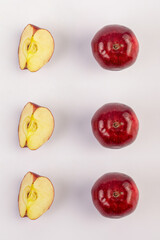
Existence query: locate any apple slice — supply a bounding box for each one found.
[18,24,54,72]
[18,172,54,220]
[18,102,54,150]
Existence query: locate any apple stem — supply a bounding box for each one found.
[113,44,120,50]
[113,122,120,128]
[113,191,120,198]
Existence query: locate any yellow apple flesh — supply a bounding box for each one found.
[18,172,54,220]
[18,24,54,72]
[18,102,54,150]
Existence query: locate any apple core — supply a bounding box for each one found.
[27,37,38,59]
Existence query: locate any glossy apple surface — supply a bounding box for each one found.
[91,25,139,70]
[91,172,139,218]
[91,103,139,149]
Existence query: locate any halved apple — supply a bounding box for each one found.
[18,172,55,220]
[18,102,54,150]
[18,24,54,72]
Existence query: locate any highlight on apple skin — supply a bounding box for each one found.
[18,24,54,72]
[91,24,139,70]
[91,172,139,218]
[91,103,139,149]
[18,102,54,150]
[18,172,55,220]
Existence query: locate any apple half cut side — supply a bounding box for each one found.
[18,102,54,150]
[18,24,54,72]
[18,172,55,220]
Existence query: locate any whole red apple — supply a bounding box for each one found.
[91,103,139,149]
[91,25,139,70]
[91,172,139,218]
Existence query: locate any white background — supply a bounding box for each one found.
[0,0,160,239]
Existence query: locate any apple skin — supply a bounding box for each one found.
[91,25,139,70]
[91,172,139,218]
[28,102,40,112]
[91,103,139,149]
[31,24,40,34]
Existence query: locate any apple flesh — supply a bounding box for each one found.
[91,25,139,70]
[18,24,54,72]
[18,102,54,150]
[18,172,54,220]
[91,172,139,218]
[91,103,139,149]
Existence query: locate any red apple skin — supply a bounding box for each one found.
[91,103,139,149]
[91,172,139,218]
[31,24,40,35]
[91,25,139,70]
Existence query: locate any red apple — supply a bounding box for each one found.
[91,172,139,218]
[91,25,139,70]
[91,103,139,149]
